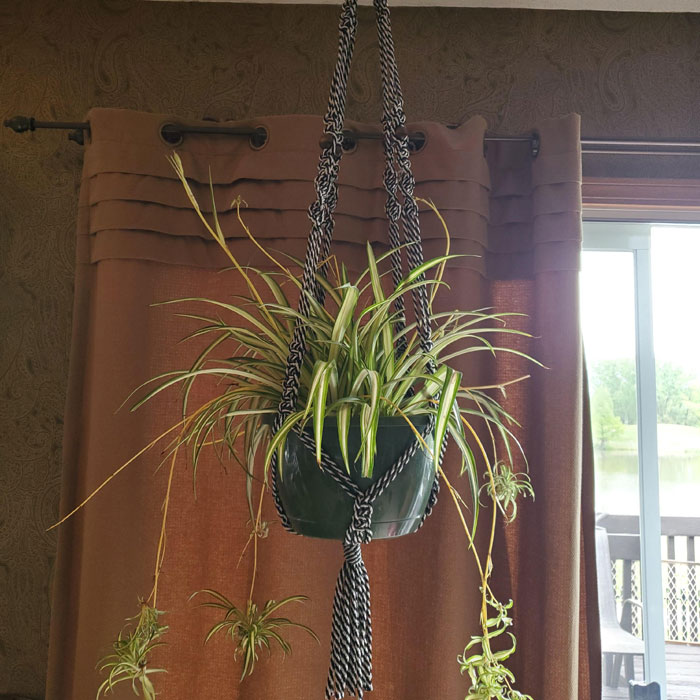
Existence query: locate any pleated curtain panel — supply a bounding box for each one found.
[46,106,600,699]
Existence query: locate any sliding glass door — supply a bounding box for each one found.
[583,220,700,700]
[581,223,667,698]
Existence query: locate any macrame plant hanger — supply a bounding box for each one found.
[268,0,445,697]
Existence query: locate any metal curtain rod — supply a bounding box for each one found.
[5,115,700,157]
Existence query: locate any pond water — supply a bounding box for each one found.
[595,450,700,517]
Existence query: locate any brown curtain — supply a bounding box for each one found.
[46,107,599,699]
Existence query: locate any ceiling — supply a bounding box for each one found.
[148,0,699,9]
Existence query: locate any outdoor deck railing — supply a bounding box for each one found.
[597,514,700,645]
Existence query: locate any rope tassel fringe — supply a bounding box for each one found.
[326,501,374,699]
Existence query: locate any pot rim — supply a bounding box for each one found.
[313,413,432,430]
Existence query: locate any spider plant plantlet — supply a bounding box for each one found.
[95,602,167,700]
[192,591,319,680]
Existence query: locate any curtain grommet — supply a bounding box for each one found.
[319,134,342,158]
[408,131,426,154]
[341,130,358,154]
[249,126,268,150]
[160,122,184,147]
[394,127,426,154]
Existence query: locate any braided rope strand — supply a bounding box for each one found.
[374,0,409,357]
[375,9,407,355]
[374,0,433,356]
[374,0,441,524]
[278,0,359,420]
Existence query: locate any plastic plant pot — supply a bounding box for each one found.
[277,415,435,540]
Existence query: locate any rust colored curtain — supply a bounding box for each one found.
[47,107,599,699]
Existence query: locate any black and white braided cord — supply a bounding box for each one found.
[264,0,443,697]
[374,0,441,538]
[375,0,408,356]
[268,0,359,532]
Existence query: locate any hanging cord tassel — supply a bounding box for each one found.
[292,423,435,699]
[326,498,374,700]
[325,417,433,699]
[325,422,444,700]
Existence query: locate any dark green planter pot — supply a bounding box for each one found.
[277,415,435,540]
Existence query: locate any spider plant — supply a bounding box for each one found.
[455,458,535,700]
[96,602,167,700]
[482,461,535,524]
[147,158,538,698]
[132,154,536,532]
[192,590,319,680]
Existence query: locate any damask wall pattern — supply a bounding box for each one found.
[1,1,699,695]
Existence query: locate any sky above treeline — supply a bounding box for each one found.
[581,226,700,377]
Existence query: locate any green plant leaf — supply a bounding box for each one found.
[446,415,479,535]
[401,253,462,286]
[435,366,460,443]
[312,361,335,464]
[337,402,352,472]
[328,283,359,364]
[365,242,395,375]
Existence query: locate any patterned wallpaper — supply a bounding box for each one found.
[1,1,699,696]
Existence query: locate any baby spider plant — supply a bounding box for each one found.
[192,591,319,680]
[96,602,167,700]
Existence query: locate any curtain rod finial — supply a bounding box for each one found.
[4,115,35,133]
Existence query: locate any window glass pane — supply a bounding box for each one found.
[581,251,640,516]
[581,250,646,695]
[582,230,700,699]
[651,226,700,675]
[651,226,700,519]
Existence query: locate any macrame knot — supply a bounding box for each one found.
[349,497,374,546]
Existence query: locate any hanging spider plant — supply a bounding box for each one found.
[136,249,525,483]
[59,154,538,698]
[131,154,537,530]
